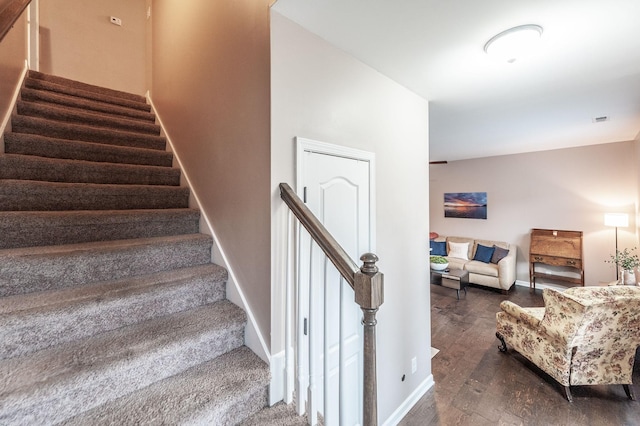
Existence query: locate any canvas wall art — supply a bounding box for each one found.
[444,192,487,219]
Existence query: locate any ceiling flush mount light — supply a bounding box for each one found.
[484,24,543,63]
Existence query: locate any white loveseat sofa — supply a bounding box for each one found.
[431,236,517,292]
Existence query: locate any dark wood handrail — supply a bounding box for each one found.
[0,0,31,43]
[279,182,360,288]
[281,181,382,425]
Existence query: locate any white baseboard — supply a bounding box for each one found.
[269,350,285,406]
[514,279,567,292]
[270,351,435,422]
[381,374,435,426]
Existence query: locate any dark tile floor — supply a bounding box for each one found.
[399,284,640,425]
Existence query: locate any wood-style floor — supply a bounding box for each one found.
[399,284,640,425]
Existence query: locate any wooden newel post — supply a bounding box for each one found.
[355,253,384,426]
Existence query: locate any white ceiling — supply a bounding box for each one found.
[272,0,640,162]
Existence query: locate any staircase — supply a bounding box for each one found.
[0,71,277,424]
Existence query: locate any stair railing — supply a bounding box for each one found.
[279,182,384,426]
[0,0,31,42]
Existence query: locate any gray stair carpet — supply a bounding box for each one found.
[20,87,156,122]
[0,71,275,424]
[4,132,174,167]
[239,402,310,426]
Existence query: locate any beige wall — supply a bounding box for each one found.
[39,0,146,95]
[150,0,272,347]
[430,141,639,285]
[271,12,431,422]
[0,4,27,135]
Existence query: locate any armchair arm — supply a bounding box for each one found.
[499,300,542,329]
[497,245,517,288]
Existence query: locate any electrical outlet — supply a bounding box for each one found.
[411,357,417,374]
[110,16,122,26]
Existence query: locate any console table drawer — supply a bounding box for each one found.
[530,255,582,268]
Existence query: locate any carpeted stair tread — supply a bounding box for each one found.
[16,100,161,135]
[0,264,228,359]
[0,154,180,186]
[0,71,266,426]
[0,301,246,425]
[21,87,156,122]
[239,402,310,426]
[61,346,269,426]
[28,70,147,104]
[24,77,151,112]
[0,208,200,249]
[0,180,190,211]
[4,132,173,167]
[0,234,212,297]
[11,115,166,150]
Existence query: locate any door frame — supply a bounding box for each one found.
[295,136,377,253]
[295,136,376,424]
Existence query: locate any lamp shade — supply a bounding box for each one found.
[604,213,629,228]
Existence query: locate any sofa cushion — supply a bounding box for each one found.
[473,244,495,263]
[447,237,475,258]
[448,241,469,260]
[491,245,509,264]
[430,240,447,256]
[444,258,466,271]
[465,260,499,277]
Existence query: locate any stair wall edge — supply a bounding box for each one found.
[146,90,270,365]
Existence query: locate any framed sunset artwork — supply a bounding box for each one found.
[444,192,487,219]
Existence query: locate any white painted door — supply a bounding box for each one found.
[298,138,374,426]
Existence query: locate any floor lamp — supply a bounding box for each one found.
[604,213,629,281]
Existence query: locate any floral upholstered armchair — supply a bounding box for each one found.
[496,286,640,402]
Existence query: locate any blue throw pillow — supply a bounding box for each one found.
[430,240,447,256]
[473,244,495,263]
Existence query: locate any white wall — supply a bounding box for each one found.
[271,12,431,423]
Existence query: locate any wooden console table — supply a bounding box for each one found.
[529,228,584,290]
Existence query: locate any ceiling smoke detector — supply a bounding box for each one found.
[484,24,543,63]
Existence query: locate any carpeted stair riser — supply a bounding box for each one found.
[4,132,173,167]
[0,234,212,297]
[240,402,310,425]
[0,264,227,359]
[0,180,189,211]
[20,87,156,122]
[24,76,151,112]
[16,100,161,135]
[28,70,147,104]
[11,115,166,150]
[0,71,277,424]
[24,77,150,112]
[0,301,246,425]
[0,154,180,186]
[61,346,270,426]
[0,209,199,249]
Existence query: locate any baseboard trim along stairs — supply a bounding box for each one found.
[0,70,295,424]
